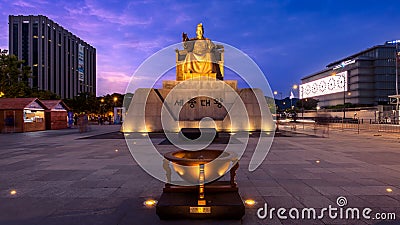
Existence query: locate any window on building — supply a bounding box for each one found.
[22,22,29,66]
[32,23,39,89]
[12,23,18,56]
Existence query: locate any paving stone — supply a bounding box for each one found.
[0,125,399,224]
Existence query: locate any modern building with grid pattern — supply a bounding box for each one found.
[9,15,96,99]
[300,41,400,108]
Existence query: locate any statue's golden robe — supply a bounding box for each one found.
[183,39,216,74]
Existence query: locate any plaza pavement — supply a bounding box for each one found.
[0,124,399,225]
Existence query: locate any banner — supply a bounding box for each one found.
[78,44,84,81]
[299,71,347,99]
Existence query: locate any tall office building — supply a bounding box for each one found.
[9,15,96,99]
[300,41,399,107]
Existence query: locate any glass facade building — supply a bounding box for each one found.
[9,15,96,99]
[301,42,399,107]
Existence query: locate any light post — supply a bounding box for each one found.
[273,91,283,100]
[113,97,118,111]
[274,91,283,115]
[273,91,283,128]
[316,106,320,130]
[100,98,105,117]
[113,97,118,124]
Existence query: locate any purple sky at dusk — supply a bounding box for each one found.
[1,0,400,97]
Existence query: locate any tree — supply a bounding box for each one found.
[265,96,276,114]
[0,54,32,97]
[64,92,99,113]
[99,93,123,111]
[296,98,319,110]
[31,90,61,100]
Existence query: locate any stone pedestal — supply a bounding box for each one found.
[123,79,274,133]
[156,181,245,220]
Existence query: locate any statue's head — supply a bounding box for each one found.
[196,23,204,39]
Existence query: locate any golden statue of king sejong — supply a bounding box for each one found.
[176,23,224,80]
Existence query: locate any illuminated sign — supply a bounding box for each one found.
[78,44,84,81]
[190,207,211,214]
[300,71,347,99]
[333,59,355,70]
[386,40,400,44]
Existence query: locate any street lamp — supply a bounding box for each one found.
[273,91,283,100]
[273,91,283,113]
[112,97,118,124]
[315,105,321,125]
[345,91,351,118]
[299,86,305,120]
[100,98,105,117]
[113,97,118,109]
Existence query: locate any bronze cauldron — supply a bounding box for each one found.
[164,149,233,184]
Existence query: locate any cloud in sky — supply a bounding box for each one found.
[12,0,37,8]
[1,0,400,97]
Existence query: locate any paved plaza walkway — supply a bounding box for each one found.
[0,125,399,225]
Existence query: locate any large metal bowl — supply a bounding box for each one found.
[164,149,233,184]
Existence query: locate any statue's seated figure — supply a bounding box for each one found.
[176,23,224,81]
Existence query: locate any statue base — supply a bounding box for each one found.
[156,181,245,220]
[123,79,274,133]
